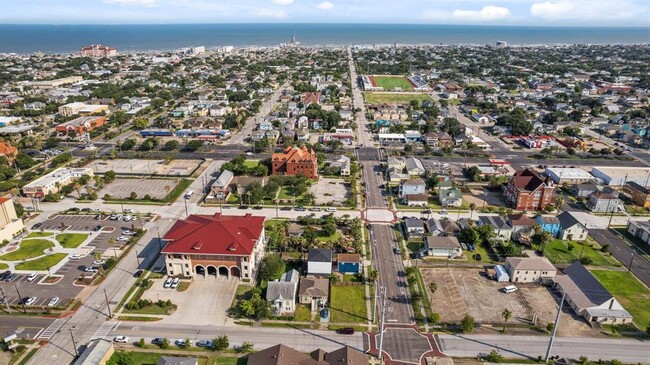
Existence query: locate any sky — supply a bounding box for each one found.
[1,0,649,27]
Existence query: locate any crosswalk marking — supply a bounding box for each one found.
[91,321,120,340]
[38,318,68,340]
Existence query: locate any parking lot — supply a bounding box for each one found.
[141,276,238,325]
[101,178,181,200]
[310,177,350,206]
[90,159,201,176]
[0,215,140,310]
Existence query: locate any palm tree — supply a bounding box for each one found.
[368,269,379,282]
[502,308,512,333]
[469,203,477,219]
[555,195,565,210]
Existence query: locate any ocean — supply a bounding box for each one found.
[0,23,648,54]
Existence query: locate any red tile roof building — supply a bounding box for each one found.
[503,168,555,211]
[161,213,266,280]
[0,142,17,163]
[271,145,319,179]
[80,44,117,57]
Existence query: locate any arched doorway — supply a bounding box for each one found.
[230,266,241,278]
[195,265,206,277]
[218,266,229,278]
[207,266,217,277]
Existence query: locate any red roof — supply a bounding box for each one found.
[162,213,265,256]
[508,168,547,192]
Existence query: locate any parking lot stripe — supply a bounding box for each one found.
[38,318,69,340]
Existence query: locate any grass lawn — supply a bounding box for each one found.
[277,186,308,201]
[373,75,413,91]
[25,232,53,238]
[591,270,650,329]
[107,351,242,365]
[122,303,177,315]
[316,230,342,243]
[407,240,422,254]
[544,239,617,266]
[0,239,54,261]
[364,92,432,105]
[56,233,89,248]
[242,160,259,169]
[0,263,7,269]
[15,253,67,270]
[330,285,367,324]
[264,219,287,231]
[295,305,313,322]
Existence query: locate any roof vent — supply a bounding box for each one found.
[192,241,203,250]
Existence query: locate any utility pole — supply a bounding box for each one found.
[14,284,26,314]
[69,329,79,357]
[627,250,635,272]
[103,288,112,318]
[544,290,566,363]
[184,198,188,218]
[0,286,11,313]
[135,250,141,267]
[378,287,387,361]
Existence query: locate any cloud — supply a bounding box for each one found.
[452,5,511,21]
[254,8,288,18]
[104,0,156,6]
[530,0,644,21]
[271,0,294,5]
[317,1,334,10]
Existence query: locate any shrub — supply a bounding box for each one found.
[546,322,555,333]
[429,312,440,325]
[485,350,503,362]
[162,338,169,349]
[137,338,145,347]
[460,315,475,333]
[579,256,593,265]
[213,335,229,351]
[579,356,589,364]
[602,244,609,253]
[237,342,254,353]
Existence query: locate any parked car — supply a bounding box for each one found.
[175,339,191,347]
[84,266,99,273]
[502,285,518,294]
[335,327,355,335]
[133,270,143,278]
[116,236,129,242]
[69,253,82,260]
[27,273,38,282]
[325,207,337,212]
[48,297,60,307]
[4,273,18,282]
[295,206,305,212]
[93,225,102,231]
[309,207,321,212]
[122,230,134,235]
[196,340,213,348]
[171,278,180,289]
[113,336,129,343]
[393,247,401,254]
[439,210,448,215]
[280,207,292,211]
[152,338,164,345]
[123,209,134,213]
[25,297,38,306]
[93,260,106,266]
[31,223,42,230]
[163,278,173,288]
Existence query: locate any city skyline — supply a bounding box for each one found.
[1,0,649,27]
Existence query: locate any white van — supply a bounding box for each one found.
[502,285,518,294]
[184,190,194,199]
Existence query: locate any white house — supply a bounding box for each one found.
[557,211,588,241]
[266,269,299,316]
[405,157,425,176]
[307,248,332,276]
[504,256,557,283]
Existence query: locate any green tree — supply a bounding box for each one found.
[185,140,203,152]
[485,350,504,362]
[258,254,286,281]
[133,118,149,130]
[162,338,169,349]
[213,335,229,351]
[429,312,440,325]
[460,314,475,333]
[501,308,512,333]
[237,342,254,353]
[104,170,117,183]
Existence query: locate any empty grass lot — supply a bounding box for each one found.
[0,239,54,261]
[364,92,432,105]
[56,233,89,248]
[242,160,259,169]
[330,285,367,324]
[373,76,413,91]
[545,239,617,266]
[316,230,342,243]
[15,253,67,271]
[107,351,243,365]
[591,270,650,329]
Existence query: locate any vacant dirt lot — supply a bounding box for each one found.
[310,177,350,205]
[101,178,180,199]
[91,159,201,176]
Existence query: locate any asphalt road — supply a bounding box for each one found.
[0,316,54,339]
[362,161,388,209]
[439,334,650,363]
[589,229,650,287]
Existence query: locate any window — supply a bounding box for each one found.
[170,271,174,275]
[169,263,173,267]
[186,271,190,276]
[243,257,248,262]
[185,263,189,268]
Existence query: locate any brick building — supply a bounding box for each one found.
[271,145,319,179]
[623,181,650,208]
[503,168,555,211]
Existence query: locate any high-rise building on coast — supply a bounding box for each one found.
[80,44,117,57]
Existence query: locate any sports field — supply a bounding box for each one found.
[364,92,433,105]
[372,75,413,91]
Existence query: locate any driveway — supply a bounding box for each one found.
[142,276,238,325]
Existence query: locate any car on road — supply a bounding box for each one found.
[246,152,254,156]
[325,207,337,212]
[116,236,129,242]
[196,340,213,348]
[113,336,129,343]
[309,207,320,212]
[295,206,305,212]
[25,297,38,305]
[171,277,180,289]
[393,247,401,254]
[184,190,194,199]
[133,270,143,278]
[439,210,448,215]
[280,207,292,211]
[31,223,42,230]
[335,327,355,335]
[163,278,173,288]
[27,273,38,282]
[123,209,134,213]
[69,253,83,260]
[48,297,60,307]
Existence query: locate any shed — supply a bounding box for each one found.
[494,265,510,282]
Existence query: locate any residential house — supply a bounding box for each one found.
[553,262,632,324]
[337,253,361,275]
[298,277,329,311]
[406,193,428,207]
[247,344,366,365]
[623,181,650,208]
[403,218,426,239]
[0,142,17,163]
[505,256,557,283]
[420,236,462,258]
[405,157,425,176]
[328,155,351,177]
[399,178,426,200]
[439,188,463,207]
[627,220,650,245]
[271,146,319,179]
[507,213,537,244]
[425,218,445,236]
[209,169,234,200]
[571,183,600,198]
[387,156,406,172]
[557,211,588,241]
[231,176,267,196]
[478,216,513,241]
[535,216,561,237]
[307,248,332,276]
[286,222,304,237]
[586,189,622,213]
[161,213,266,280]
[503,168,555,211]
[266,269,299,316]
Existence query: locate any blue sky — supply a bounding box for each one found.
[1,0,649,26]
